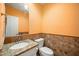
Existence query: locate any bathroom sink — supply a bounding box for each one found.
[9,42,29,50]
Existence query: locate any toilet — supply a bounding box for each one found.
[35,38,53,56]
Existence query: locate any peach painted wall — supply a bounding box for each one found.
[42,4,79,37]
[5,5,29,32]
[29,4,42,34]
[6,4,79,37]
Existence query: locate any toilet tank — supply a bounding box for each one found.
[35,38,44,48]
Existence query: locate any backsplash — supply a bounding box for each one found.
[4,33,79,56]
[4,34,42,44]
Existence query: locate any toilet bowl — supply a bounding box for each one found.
[35,38,54,56]
[39,47,53,56]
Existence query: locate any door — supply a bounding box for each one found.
[6,15,18,37]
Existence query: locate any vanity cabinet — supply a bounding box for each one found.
[0,3,5,49]
[18,47,38,56]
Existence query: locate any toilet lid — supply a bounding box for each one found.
[35,38,44,42]
[39,47,53,55]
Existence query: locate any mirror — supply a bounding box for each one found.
[5,3,29,37]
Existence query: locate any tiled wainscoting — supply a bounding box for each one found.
[4,33,79,56]
[42,33,79,56]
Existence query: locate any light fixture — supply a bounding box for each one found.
[24,4,28,10]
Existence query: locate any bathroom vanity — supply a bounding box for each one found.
[0,39,38,56]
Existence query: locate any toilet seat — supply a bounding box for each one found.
[39,47,53,55]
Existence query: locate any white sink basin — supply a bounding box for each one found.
[9,42,29,50]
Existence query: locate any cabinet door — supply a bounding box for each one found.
[0,3,5,14]
[0,14,5,49]
[0,3,5,49]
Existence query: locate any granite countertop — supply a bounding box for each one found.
[0,39,38,56]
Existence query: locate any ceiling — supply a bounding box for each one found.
[6,3,28,12]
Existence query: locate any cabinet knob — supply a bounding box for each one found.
[1,13,5,16]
